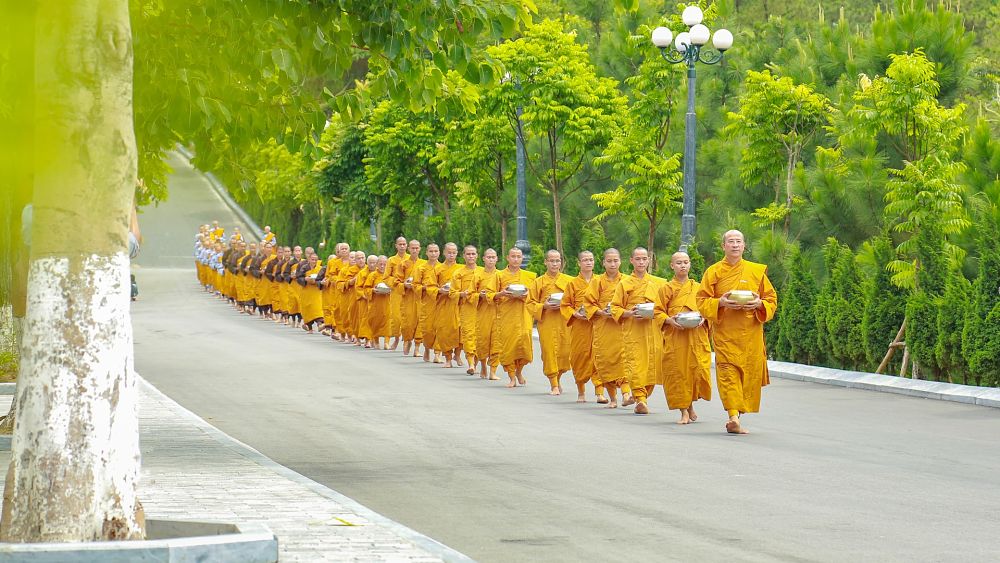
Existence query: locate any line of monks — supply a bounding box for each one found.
[195,225,778,434]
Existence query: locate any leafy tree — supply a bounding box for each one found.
[817,238,865,369]
[936,267,971,383]
[774,247,820,365]
[488,19,627,260]
[857,236,907,372]
[725,70,831,235]
[963,225,1000,386]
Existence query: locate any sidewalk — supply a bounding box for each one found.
[137,378,471,562]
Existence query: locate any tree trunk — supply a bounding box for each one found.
[875,320,906,374]
[1,0,143,542]
[783,148,797,236]
[646,208,657,272]
[552,187,563,260]
[500,211,508,255]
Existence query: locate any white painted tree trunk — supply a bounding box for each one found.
[0,0,143,542]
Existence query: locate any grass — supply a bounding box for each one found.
[0,350,16,382]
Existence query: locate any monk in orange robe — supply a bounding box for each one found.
[414,244,441,362]
[583,248,631,408]
[366,255,392,349]
[319,243,346,335]
[451,245,481,374]
[336,251,361,343]
[384,237,408,350]
[697,230,778,435]
[528,250,573,395]
[355,254,378,347]
[400,240,425,356]
[298,251,325,332]
[495,247,538,387]
[610,247,665,415]
[560,251,605,403]
[470,248,501,380]
[434,243,463,367]
[656,251,712,424]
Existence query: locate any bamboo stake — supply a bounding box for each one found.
[876,319,907,374]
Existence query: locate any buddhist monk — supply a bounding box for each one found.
[434,243,463,367]
[328,243,350,339]
[257,243,278,319]
[385,236,409,350]
[584,249,632,408]
[696,230,778,435]
[528,250,573,395]
[262,225,276,245]
[367,255,392,349]
[284,245,303,327]
[336,251,361,343]
[495,247,537,387]
[451,245,481,374]
[349,252,370,345]
[560,251,605,403]
[400,240,425,356]
[265,246,285,319]
[298,251,325,332]
[611,247,666,415]
[318,244,345,335]
[211,221,224,242]
[471,248,501,380]
[414,244,441,362]
[656,251,712,424]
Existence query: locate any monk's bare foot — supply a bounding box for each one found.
[488,370,500,380]
[389,338,399,351]
[576,393,586,403]
[403,342,411,355]
[433,354,444,364]
[688,407,698,422]
[678,412,691,425]
[596,396,609,405]
[423,350,430,362]
[505,377,517,388]
[516,375,526,386]
[622,394,635,407]
[549,387,560,396]
[726,419,748,435]
[466,367,476,375]
[634,402,649,415]
[606,401,618,409]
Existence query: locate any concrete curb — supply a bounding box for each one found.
[173,146,264,243]
[137,376,475,563]
[768,360,1000,408]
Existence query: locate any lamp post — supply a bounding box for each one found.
[502,72,531,261]
[651,6,733,252]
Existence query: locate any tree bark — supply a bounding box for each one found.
[1,0,143,542]
[875,319,906,374]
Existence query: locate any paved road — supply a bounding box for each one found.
[133,153,1000,562]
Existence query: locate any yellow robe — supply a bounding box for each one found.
[322,257,343,328]
[451,265,481,357]
[415,260,441,349]
[610,273,666,403]
[336,265,360,336]
[697,259,778,414]
[355,267,375,340]
[235,252,252,303]
[257,254,278,307]
[470,268,500,368]
[400,257,425,342]
[433,262,463,352]
[299,263,325,323]
[385,253,408,338]
[495,267,538,373]
[656,278,712,410]
[582,273,626,387]
[366,271,391,339]
[560,275,597,392]
[527,272,573,381]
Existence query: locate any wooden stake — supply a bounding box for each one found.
[876,319,907,374]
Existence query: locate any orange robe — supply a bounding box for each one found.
[299,263,325,323]
[433,262,463,353]
[355,267,375,340]
[527,272,573,383]
[560,275,598,394]
[385,253,408,338]
[656,278,712,410]
[335,264,359,335]
[582,273,627,388]
[400,258,425,342]
[257,254,277,307]
[450,265,481,357]
[322,257,343,328]
[697,259,778,414]
[610,273,666,404]
[470,268,501,368]
[366,271,391,339]
[415,260,441,350]
[495,268,538,373]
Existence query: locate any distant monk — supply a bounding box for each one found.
[434,243,463,367]
[495,247,537,388]
[583,249,631,408]
[385,236,409,350]
[656,251,712,424]
[560,250,605,403]
[528,249,573,395]
[471,248,501,380]
[367,255,392,349]
[400,240,425,356]
[297,251,324,332]
[697,230,778,435]
[336,251,361,343]
[415,244,442,362]
[452,245,481,374]
[610,247,665,415]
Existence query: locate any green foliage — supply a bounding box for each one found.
[816,238,865,369]
[936,267,971,383]
[905,290,940,379]
[857,236,907,372]
[774,247,820,365]
[964,226,1000,385]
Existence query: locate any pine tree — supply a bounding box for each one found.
[964,226,1000,386]
[775,247,819,364]
[858,236,907,373]
[936,268,971,384]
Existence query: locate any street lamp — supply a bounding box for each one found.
[651,6,733,252]
[501,72,531,261]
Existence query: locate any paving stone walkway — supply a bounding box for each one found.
[138,378,469,562]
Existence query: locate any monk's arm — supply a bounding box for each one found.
[755,270,778,323]
[696,271,721,322]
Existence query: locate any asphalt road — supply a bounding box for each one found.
[132,153,1000,562]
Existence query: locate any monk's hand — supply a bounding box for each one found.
[543,301,560,310]
[743,293,762,310]
[666,316,683,329]
[719,292,740,309]
[460,290,469,298]
[621,308,635,318]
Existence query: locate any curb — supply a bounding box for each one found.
[768,360,1000,409]
[173,146,265,242]
[137,376,475,563]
